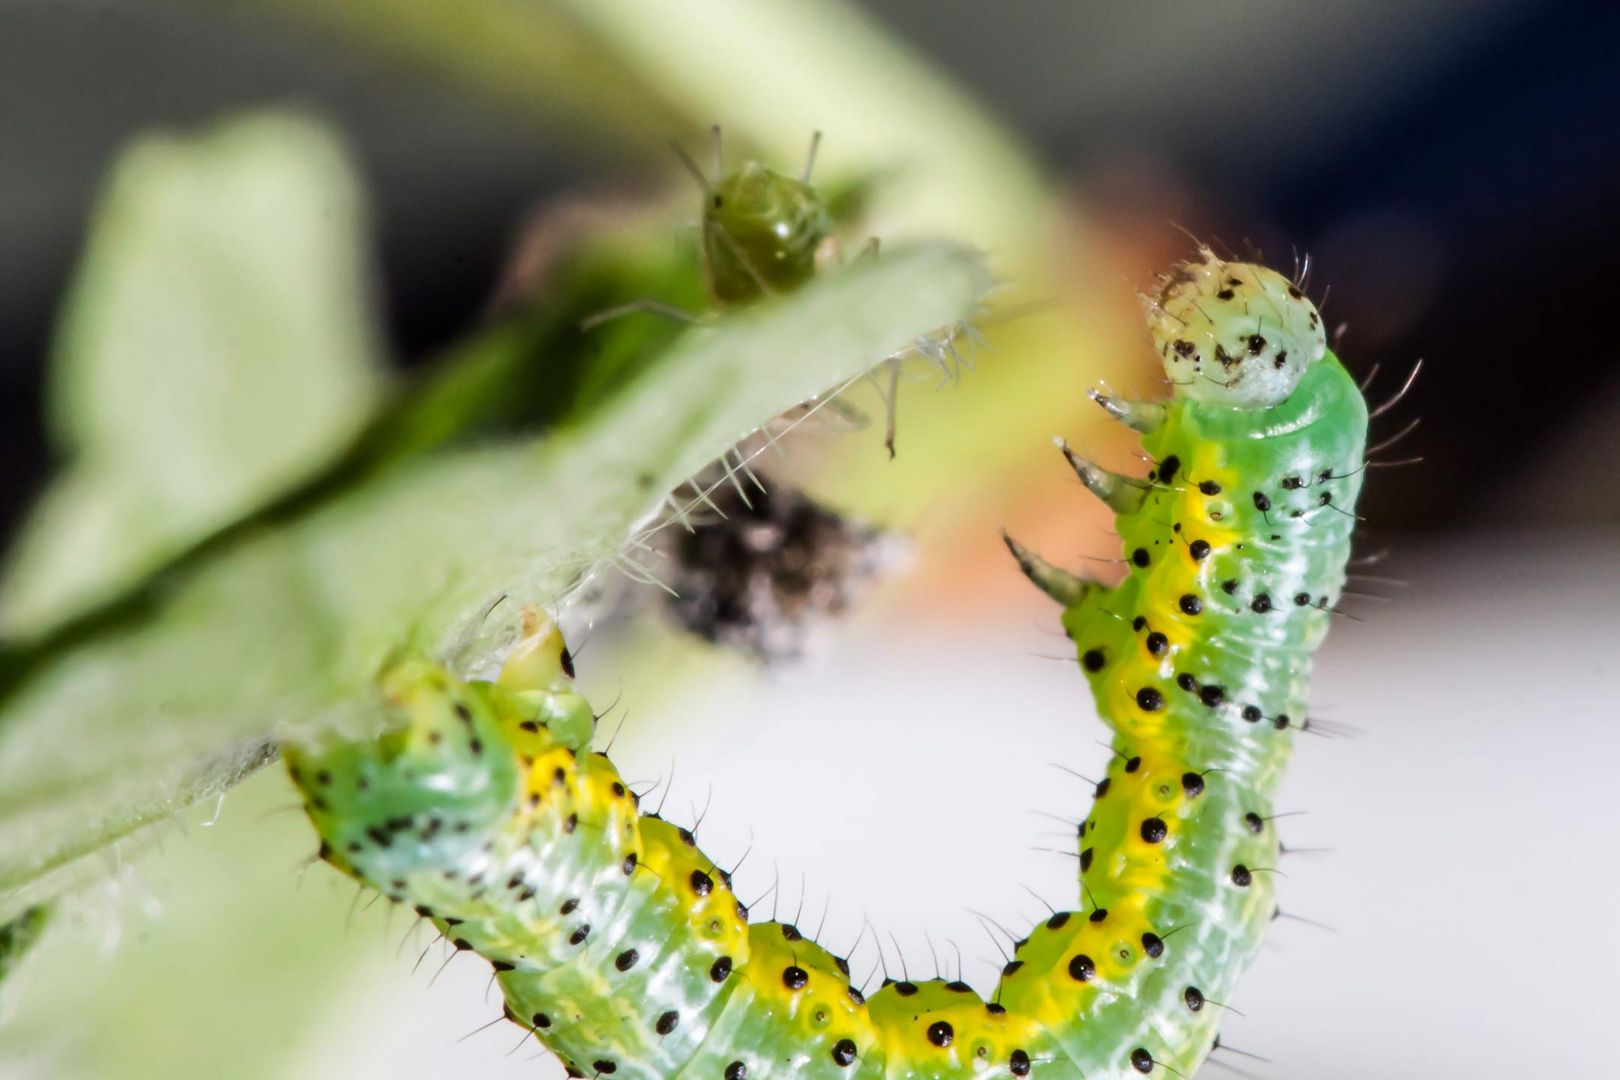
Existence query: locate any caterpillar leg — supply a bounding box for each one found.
[1001,530,1095,607]
[1087,387,1166,433]
[1055,438,1148,513]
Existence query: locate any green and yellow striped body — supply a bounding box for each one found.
[285,251,1368,1077]
[1043,350,1367,1074]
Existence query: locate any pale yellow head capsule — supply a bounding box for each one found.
[1144,248,1325,408]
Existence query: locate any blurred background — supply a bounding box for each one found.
[2,1,1617,1077]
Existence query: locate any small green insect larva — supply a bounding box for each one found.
[286,247,1368,1077]
[581,127,834,328]
[687,127,833,308]
[585,129,917,457]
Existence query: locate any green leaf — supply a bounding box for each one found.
[0,774,383,1079]
[0,112,386,637]
[0,242,988,921]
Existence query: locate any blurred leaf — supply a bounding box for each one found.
[246,0,694,147]
[0,112,386,637]
[243,0,1051,246]
[0,773,386,1079]
[558,0,1053,252]
[232,0,1123,556]
[0,241,989,922]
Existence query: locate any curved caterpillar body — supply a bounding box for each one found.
[285,249,1367,1078]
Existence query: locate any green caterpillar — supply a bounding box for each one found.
[284,247,1367,1077]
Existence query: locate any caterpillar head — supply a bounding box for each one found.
[1145,249,1325,408]
[702,161,831,306]
[287,658,520,881]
